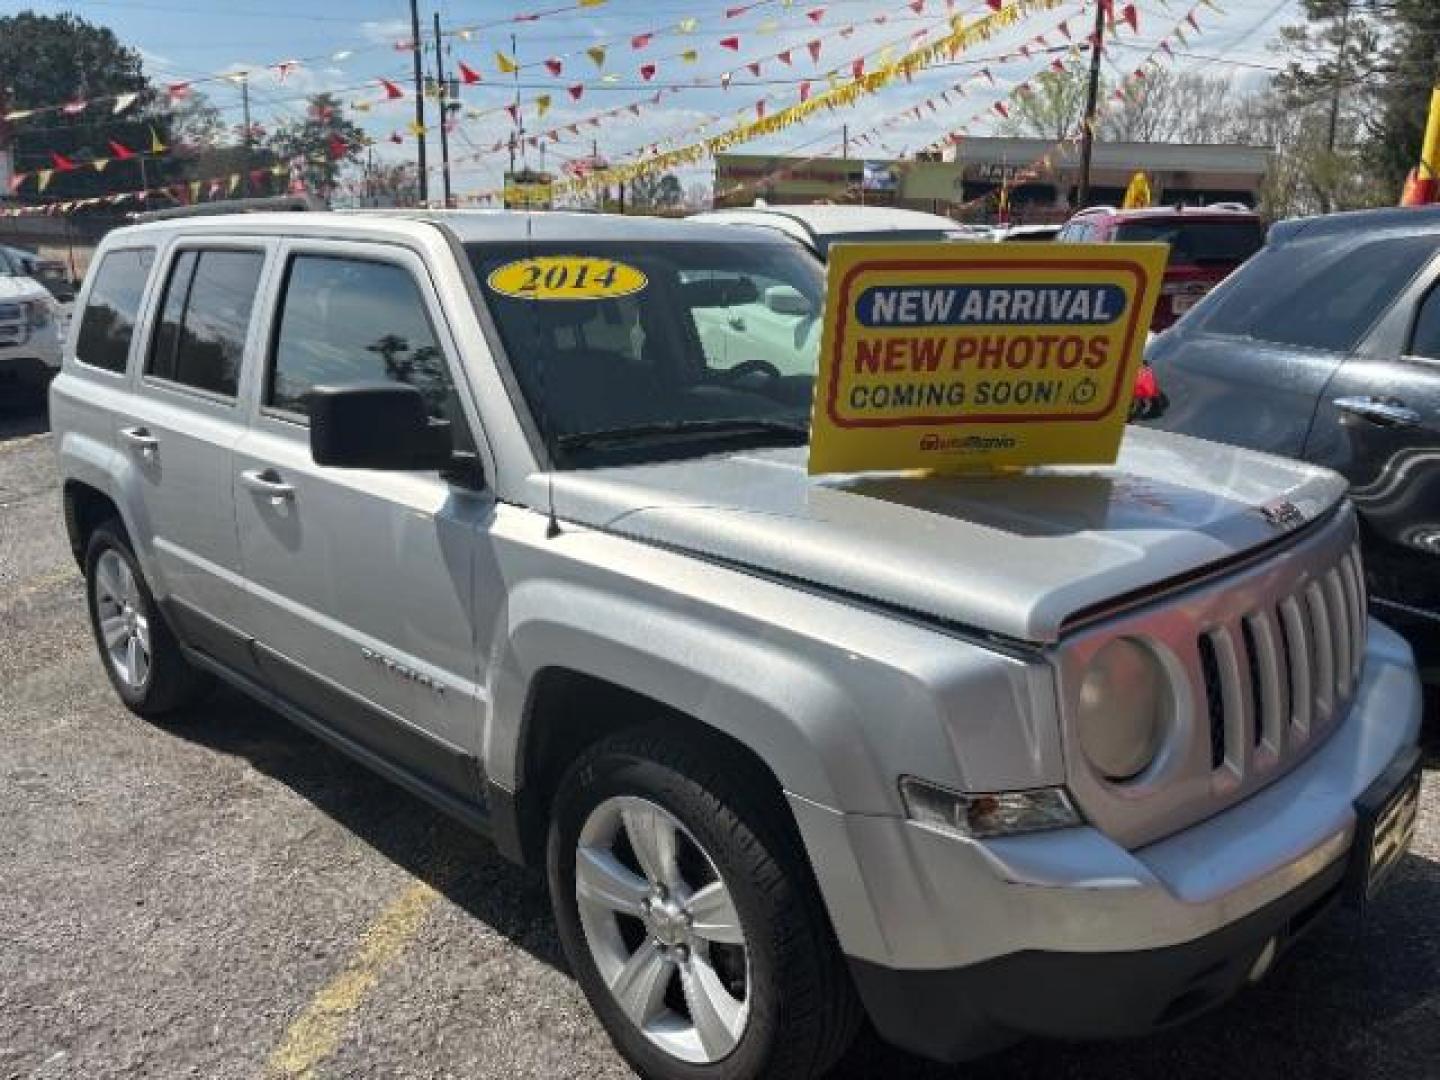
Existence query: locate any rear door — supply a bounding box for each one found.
[232,240,494,801]
[118,239,271,673]
[1306,258,1440,627]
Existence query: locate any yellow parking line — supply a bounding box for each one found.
[265,881,441,1079]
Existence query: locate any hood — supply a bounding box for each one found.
[0,275,49,303]
[550,426,1347,644]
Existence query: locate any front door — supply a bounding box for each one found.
[1308,276,1440,633]
[232,242,496,802]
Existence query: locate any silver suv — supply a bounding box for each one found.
[51,205,1423,1080]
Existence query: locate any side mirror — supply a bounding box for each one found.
[309,383,455,471]
[764,284,811,317]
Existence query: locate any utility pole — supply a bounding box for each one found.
[1326,0,1354,153]
[433,12,453,208]
[408,0,428,204]
[1076,0,1107,209]
[240,73,253,193]
[842,124,849,159]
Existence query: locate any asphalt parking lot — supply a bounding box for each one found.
[2,394,1438,1080]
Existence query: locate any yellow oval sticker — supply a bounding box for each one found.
[486,256,647,301]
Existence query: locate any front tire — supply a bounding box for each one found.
[84,520,212,717]
[547,730,859,1080]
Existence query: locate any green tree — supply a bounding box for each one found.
[265,93,363,200]
[996,68,1094,142]
[627,171,684,212]
[0,11,173,200]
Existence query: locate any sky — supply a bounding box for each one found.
[15,0,1303,203]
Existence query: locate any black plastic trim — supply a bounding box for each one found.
[163,596,264,682]
[848,855,1348,1063]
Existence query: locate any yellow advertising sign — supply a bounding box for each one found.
[808,243,1167,475]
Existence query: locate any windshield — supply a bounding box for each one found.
[468,239,824,466]
[1114,219,1264,265]
[817,229,967,256]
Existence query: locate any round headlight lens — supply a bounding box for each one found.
[1077,637,1168,782]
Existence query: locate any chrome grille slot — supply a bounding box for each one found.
[1198,633,1226,770]
[1305,581,1335,728]
[1323,569,1351,699]
[1278,596,1312,739]
[1241,617,1267,750]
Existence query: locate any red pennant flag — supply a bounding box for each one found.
[1051,58,1066,72]
[987,0,1002,9]
[1020,43,1031,58]
[506,103,520,124]
[328,135,348,159]
[909,0,924,11]
[756,101,766,119]
[1186,11,1200,31]
[806,7,826,21]
[981,67,996,84]
[1058,19,1071,39]
[389,130,404,144]
[107,139,136,160]
[1121,4,1139,32]
[168,81,191,101]
[62,99,88,116]
[458,61,482,84]
[250,168,268,184]
[720,36,740,50]
[50,151,77,172]
[806,39,822,61]
[544,57,563,76]
[629,103,641,115]
[993,101,1009,119]
[640,62,657,80]
[851,58,864,79]
[7,174,24,194]
[568,84,584,100]
[746,61,761,76]
[380,78,404,100]
[631,32,653,49]
[799,80,812,102]
[778,49,792,65]
[725,4,750,16]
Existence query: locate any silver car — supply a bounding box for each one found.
[51,205,1422,1080]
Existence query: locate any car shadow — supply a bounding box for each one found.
[0,390,50,441]
[166,686,1440,1080]
[164,685,568,973]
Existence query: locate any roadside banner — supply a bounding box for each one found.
[808,242,1167,475]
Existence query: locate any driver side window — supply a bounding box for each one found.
[1410,280,1440,363]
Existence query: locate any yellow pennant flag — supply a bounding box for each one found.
[37,169,53,192]
[1122,170,1152,209]
[496,51,518,74]
[188,180,201,202]
[93,159,110,173]
[149,126,167,153]
[270,163,287,177]
[578,0,606,6]
[586,45,607,69]
[228,174,241,194]
[408,120,427,136]
[678,17,697,32]
[681,49,699,63]
[536,94,551,118]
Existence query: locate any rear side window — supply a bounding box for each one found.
[75,248,155,373]
[1115,219,1264,264]
[1193,235,1440,353]
[267,255,452,420]
[1410,282,1440,362]
[146,249,264,398]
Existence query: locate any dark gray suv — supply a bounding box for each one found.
[1145,206,1440,659]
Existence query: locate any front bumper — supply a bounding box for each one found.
[789,619,1423,1061]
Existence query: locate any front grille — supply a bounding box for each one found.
[1059,507,1369,850]
[1196,543,1367,778]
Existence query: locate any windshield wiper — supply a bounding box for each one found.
[557,418,809,451]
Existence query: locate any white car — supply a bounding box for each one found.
[691,203,980,258]
[0,273,63,393]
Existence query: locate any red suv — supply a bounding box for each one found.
[1056,203,1265,331]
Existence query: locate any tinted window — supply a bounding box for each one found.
[1115,219,1264,264]
[1411,282,1440,362]
[816,229,964,256]
[76,248,155,373]
[268,256,452,419]
[1194,236,1440,353]
[145,250,262,398]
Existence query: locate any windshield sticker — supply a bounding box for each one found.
[486,256,647,301]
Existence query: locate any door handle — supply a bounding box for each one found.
[240,468,296,504]
[1333,397,1422,429]
[119,426,159,457]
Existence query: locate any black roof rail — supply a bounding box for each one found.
[131,194,328,223]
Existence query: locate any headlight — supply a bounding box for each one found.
[23,299,53,330]
[1076,637,1169,782]
[900,777,1081,839]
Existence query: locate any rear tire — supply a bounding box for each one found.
[84,520,212,717]
[547,729,860,1080]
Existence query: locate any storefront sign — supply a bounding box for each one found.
[808,243,1167,474]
